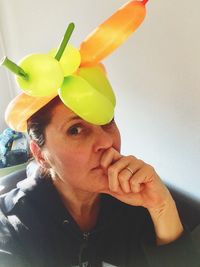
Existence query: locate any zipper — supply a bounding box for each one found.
[79,232,90,267]
[83,232,90,241]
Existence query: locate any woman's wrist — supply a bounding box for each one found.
[148,195,184,245]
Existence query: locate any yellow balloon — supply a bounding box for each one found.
[49,44,81,76]
[59,75,114,125]
[16,54,63,96]
[77,65,116,106]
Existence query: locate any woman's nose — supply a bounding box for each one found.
[93,126,114,152]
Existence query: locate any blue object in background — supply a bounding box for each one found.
[0,128,28,168]
[0,128,23,156]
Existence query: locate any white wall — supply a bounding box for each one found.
[0,0,199,199]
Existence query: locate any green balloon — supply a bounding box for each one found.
[58,75,114,125]
[78,65,116,106]
[49,45,81,77]
[16,54,64,96]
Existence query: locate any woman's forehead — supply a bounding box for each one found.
[49,102,82,128]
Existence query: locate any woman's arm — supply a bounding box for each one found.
[148,194,183,245]
[100,147,183,245]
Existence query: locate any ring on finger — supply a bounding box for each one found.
[125,166,134,175]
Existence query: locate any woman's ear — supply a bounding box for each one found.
[29,140,48,168]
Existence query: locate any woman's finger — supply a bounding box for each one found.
[100,147,122,170]
[110,156,144,193]
[106,154,145,193]
[129,164,155,193]
[117,168,132,193]
[108,156,133,192]
[100,148,122,191]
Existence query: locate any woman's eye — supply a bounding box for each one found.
[67,125,82,136]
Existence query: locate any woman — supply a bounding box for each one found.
[0,3,199,265]
[0,95,199,267]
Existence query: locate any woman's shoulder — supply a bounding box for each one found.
[0,175,51,258]
[0,174,53,243]
[0,174,45,214]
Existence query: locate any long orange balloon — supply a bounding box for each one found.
[80,0,148,66]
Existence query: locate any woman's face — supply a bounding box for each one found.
[39,102,121,193]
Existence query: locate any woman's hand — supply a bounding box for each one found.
[100,147,169,208]
[100,147,184,245]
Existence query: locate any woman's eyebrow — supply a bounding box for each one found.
[68,115,81,121]
[59,115,81,131]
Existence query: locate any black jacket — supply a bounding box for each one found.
[0,174,199,267]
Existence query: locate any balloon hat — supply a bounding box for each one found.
[1,0,149,132]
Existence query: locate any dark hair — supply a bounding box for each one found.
[27,96,61,147]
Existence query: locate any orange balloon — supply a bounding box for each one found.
[5,92,57,132]
[80,0,148,66]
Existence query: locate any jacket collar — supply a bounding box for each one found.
[1,173,124,232]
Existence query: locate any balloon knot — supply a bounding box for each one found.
[141,0,149,5]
